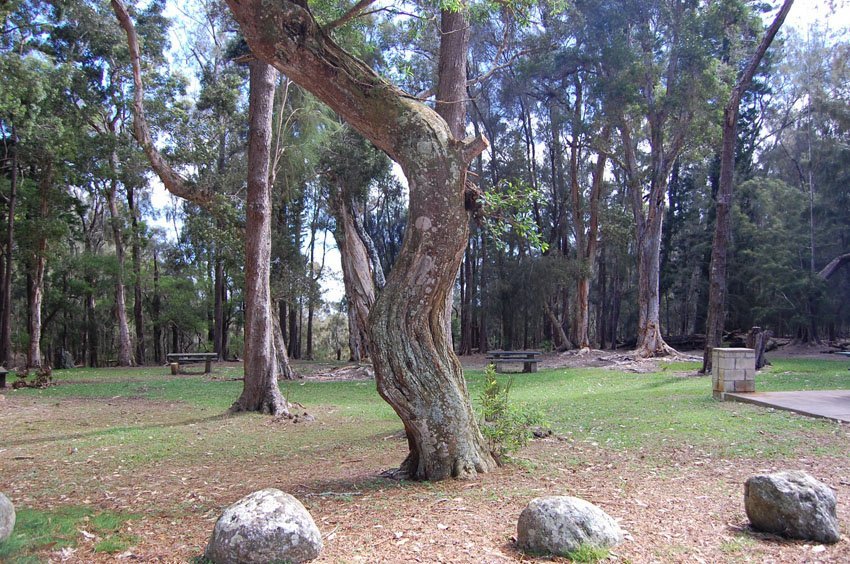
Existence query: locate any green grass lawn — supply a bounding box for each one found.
[12,357,848,465]
[1,357,848,561]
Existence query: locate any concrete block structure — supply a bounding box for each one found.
[713,347,756,400]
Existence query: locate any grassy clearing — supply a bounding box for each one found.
[1,357,847,561]
[466,359,848,458]
[11,359,848,467]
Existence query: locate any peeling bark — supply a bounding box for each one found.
[330,189,375,362]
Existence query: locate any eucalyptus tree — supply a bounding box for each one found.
[113,0,294,415]
[319,126,389,361]
[581,0,728,357]
[50,0,154,366]
[0,6,83,367]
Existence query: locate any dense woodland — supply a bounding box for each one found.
[1,0,849,373]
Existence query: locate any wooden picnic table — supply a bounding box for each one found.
[485,350,542,373]
[166,352,218,375]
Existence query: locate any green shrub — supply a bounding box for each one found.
[478,364,545,462]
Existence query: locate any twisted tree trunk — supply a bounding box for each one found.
[226,0,495,479]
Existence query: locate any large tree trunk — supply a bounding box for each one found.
[619,122,677,358]
[635,211,674,357]
[127,184,145,365]
[105,157,134,367]
[27,163,52,368]
[231,60,290,415]
[702,0,794,373]
[0,128,17,366]
[330,189,375,362]
[436,7,471,350]
[227,0,495,479]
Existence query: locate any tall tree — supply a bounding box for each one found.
[231,59,290,414]
[584,0,726,356]
[0,122,17,366]
[226,0,496,479]
[320,127,387,362]
[112,0,292,413]
[702,0,794,373]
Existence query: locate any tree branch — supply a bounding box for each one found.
[728,0,795,115]
[818,253,850,280]
[325,0,379,31]
[110,0,237,225]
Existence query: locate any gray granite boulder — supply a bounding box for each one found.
[745,471,840,543]
[205,488,322,563]
[0,492,15,543]
[517,496,623,556]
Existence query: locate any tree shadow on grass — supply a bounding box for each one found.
[4,412,231,447]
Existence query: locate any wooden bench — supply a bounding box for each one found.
[485,350,542,373]
[166,352,218,375]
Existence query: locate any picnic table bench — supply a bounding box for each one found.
[166,352,218,375]
[837,351,850,370]
[485,350,542,373]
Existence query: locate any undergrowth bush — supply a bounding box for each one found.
[479,364,545,463]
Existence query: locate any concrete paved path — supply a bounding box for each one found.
[725,390,850,423]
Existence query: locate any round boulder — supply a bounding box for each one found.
[517,496,623,556]
[204,488,322,563]
[0,492,15,543]
[745,470,840,543]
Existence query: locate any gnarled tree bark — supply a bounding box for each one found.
[225,0,495,479]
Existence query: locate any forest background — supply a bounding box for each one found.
[1,0,849,371]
